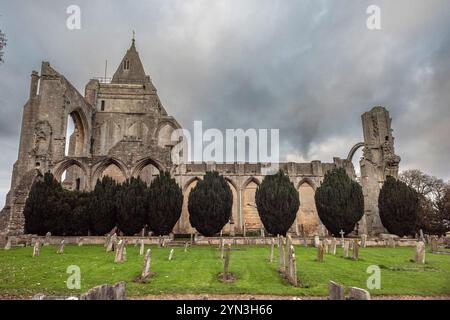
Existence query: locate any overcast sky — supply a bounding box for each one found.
[0,0,449,205]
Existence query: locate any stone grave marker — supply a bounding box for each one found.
[415,241,426,264]
[330,237,337,255]
[269,238,275,263]
[317,241,324,262]
[139,239,144,256]
[360,234,367,248]
[343,241,350,258]
[33,241,40,257]
[57,240,65,254]
[352,239,360,260]
[168,248,175,261]
[314,235,320,248]
[348,287,371,300]
[328,281,345,300]
[114,240,126,263]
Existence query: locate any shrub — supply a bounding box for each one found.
[314,168,364,236]
[255,170,299,236]
[188,171,232,236]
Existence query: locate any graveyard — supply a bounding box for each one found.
[1,241,449,299]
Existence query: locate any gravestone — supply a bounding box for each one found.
[288,245,297,286]
[44,232,51,246]
[343,241,349,258]
[415,241,426,264]
[184,242,188,252]
[261,228,265,238]
[388,236,396,248]
[4,237,11,250]
[328,281,345,300]
[323,238,329,254]
[330,238,337,255]
[137,249,153,282]
[339,230,345,248]
[106,233,117,252]
[317,241,324,262]
[168,249,174,261]
[360,234,367,248]
[430,236,438,253]
[269,238,275,263]
[57,240,65,254]
[279,236,286,272]
[33,241,40,257]
[79,282,126,300]
[114,240,125,263]
[78,238,84,247]
[314,236,320,248]
[352,239,360,260]
[139,239,144,256]
[104,234,111,248]
[348,287,371,300]
[221,239,225,259]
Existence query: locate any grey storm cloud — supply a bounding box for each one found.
[0,0,450,206]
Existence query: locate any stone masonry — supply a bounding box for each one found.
[0,38,400,236]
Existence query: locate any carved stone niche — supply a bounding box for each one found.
[33,121,52,156]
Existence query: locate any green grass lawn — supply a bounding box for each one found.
[0,244,449,297]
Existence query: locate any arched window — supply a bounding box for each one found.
[123,60,130,70]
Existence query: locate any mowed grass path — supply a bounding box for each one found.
[0,244,449,297]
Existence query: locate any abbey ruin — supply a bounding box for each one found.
[0,39,401,237]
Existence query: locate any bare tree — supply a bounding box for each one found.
[399,169,450,235]
[0,29,6,63]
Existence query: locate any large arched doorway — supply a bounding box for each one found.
[132,158,162,186]
[101,164,126,184]
[296,180,320,236]
[242,178,262,232]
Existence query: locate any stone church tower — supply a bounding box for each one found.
[0,39,400,237]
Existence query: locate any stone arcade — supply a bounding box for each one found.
[0,38,400,237]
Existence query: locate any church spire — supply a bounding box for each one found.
[111,36,148,83]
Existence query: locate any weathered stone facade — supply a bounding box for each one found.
[0,39,400,236]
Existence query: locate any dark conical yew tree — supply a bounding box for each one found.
[255,170,300,236]
[146,171,183,236]
[89,177,118,235]
[188,171,232,236]
[116,177,148,235]
[314,168,364,236]
[24,172,64,235]
[379,176,419,237]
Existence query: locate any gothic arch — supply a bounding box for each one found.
[91,157,128,186]
[65,108,90,157]
[347,142,365,162]
[183,176,202,192]
[132,157,164,177]
[53,158,88,182]
[241,176,261,190]
[296,177,317,190]
[155,120,179,148]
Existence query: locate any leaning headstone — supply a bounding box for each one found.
[139,239,144,256]
[33,241,40,257]
[104,234,111,248]
[140,249,153,281]
[288,245,298,286]
[328,281,345,300]
[106,233,117,252]
[114,240,125,263]
[57,240,65,254]
[343,241,350,258]
[360,234,367,248]
[168,249,174,261]
[4,237,11,250]
[314,235,320,248]
[330,237,337,255]
[348,287,371,300]
[352,239,360,260]
[317,241,324,262]
[415,241,426,264]
[269,238,275,263]
[184,242,189,252]
[220,239,225,259]
[79,282,126,300]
